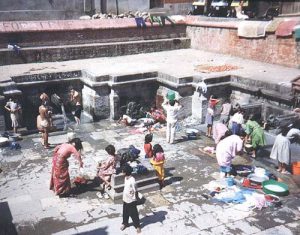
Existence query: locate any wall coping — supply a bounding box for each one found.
[0,18,182,33]
[1,16,299,34]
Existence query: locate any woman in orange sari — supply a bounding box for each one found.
[50,138,83,197]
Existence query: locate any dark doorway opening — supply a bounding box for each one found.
[150,0,164,9]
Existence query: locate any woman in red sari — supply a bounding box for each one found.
[50,138,83,197]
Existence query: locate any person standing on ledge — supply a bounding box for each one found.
[70,87,82,126]
[5,98,21,133]
[162,98,182,144]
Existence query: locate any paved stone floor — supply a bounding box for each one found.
[1,120,300,235]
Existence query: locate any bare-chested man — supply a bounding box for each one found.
[37,104,50,148]
[70,88,82,125]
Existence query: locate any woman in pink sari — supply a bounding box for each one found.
[50,138,83,197]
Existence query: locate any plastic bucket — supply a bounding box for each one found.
[226,177,235,186]
[292,162,300,175]
[167,90,175,101]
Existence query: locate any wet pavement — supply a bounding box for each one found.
[1,120,300,235]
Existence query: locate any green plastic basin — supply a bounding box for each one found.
[262,179,289,196]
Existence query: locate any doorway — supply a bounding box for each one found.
[150,0,164,9]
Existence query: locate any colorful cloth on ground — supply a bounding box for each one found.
[270,134,291,165]
[238,21,270,38]
[275,20,300,37]
[50,143,81,195]
[216,135,243,168]
[245,120,266,149]
[213,123,228,144]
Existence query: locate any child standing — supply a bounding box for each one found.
[150,144,165,189]
[144,133,153,159]
[120,164,141,234]
[206,95,219,138]
[98,145,117,195]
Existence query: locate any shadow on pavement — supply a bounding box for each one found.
[0,201,18,235]
[77,226,108,235]
[141,210,168,228]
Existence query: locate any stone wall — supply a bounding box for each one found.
[106,0,150,14]
[164,3,192,15]
[0,20,186,48]
[186,24,300,68]
[0,0,84,21]
[0,38,190,65]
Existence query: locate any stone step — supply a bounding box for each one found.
[0,38,191,65]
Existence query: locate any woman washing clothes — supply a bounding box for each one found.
[245,114,266,158]
[270,127,291,174]
[216,134,244,177]
[50,138,83,197]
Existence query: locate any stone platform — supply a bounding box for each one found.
[108,170,160,201]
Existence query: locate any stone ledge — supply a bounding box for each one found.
[0,18,183,33]
[0,38,190,65]
[11,70,82,83]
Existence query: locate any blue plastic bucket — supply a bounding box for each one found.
[226,177,235,186]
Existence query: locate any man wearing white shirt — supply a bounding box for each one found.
[162,99,182,144]
[231,108,244,135]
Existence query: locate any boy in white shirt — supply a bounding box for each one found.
[120,165,141,234]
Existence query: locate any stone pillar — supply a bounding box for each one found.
[192,91,207,123]
[109,89,120,120]
[0,96,6,132]
[94,0,101,13]
[82,85,110,121]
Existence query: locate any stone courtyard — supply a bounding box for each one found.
[1,115,300,235]
[0,6,300,235]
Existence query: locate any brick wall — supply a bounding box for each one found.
[186,25,300,68]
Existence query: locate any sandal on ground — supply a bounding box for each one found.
[120,224,127,231]
[103,193,110,199]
